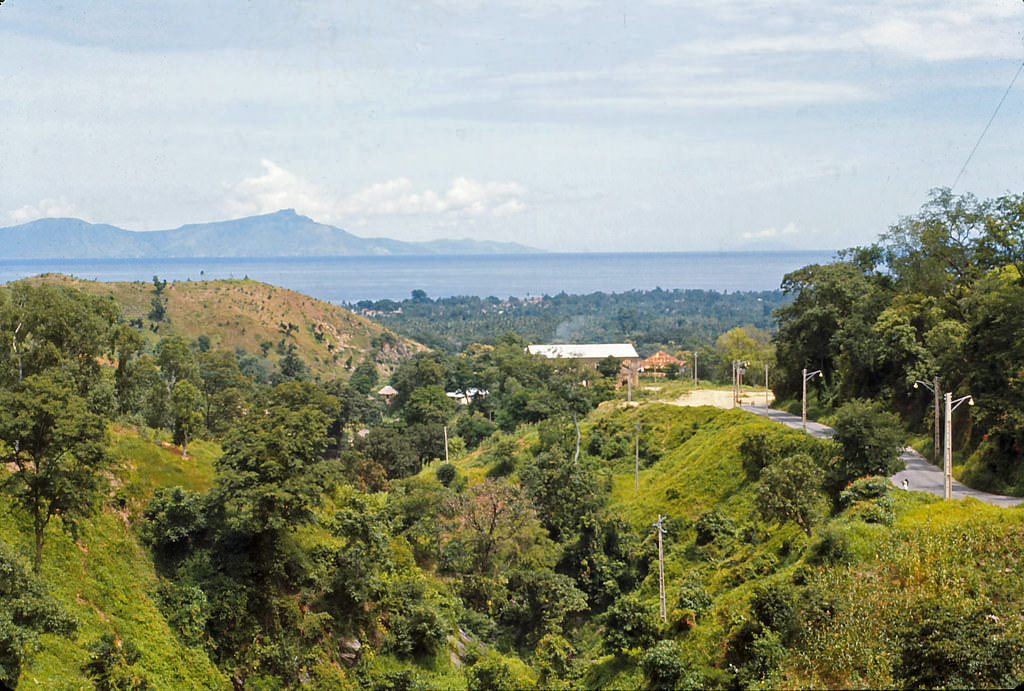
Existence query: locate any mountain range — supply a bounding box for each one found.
[0,209,541,258]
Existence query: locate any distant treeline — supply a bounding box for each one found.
[350,287,788,355]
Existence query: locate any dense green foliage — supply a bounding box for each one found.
[353,287,784,375]
[772,189,1024,494]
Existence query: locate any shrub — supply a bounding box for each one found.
[81,633,148,691]
[893,596,1024,689]
[838,476,891,506]
[0,544,77,687]
[601,594,662,655]
[806,525,853,566]
[829,399,905,489]
[467,651,518,691]
[641,639,690,690]
[694,509,736,547]
[435,463,457,487]
[534,633,580,687]
[750,580,799,640]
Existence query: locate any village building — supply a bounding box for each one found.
[526,343,640,386]
[640,350,685,377]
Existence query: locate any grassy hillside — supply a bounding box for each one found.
[4,395,1022,688]
[1,427,227,690]
[449,402,1024,688]
[22,274,421,379]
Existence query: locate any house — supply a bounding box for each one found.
[640,351,684,377]
[446,388,489,405]
[526,343,640,385]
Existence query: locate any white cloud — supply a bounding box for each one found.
[8,197,84,223]
[224,160,527,225]
[743,222,800,240]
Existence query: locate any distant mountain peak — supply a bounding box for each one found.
[0,211,543,259]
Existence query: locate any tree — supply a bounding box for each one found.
[830,399,906,487]
[0,283,119,398]
[0,542,77,688]
[196,350,251,434]
[213,403,332,534]
[348,358,378,395]
[755,453,826,537]
[156,335,199,393]
[81,633,148,691]
[444,479,550,579]
[169,379,202,458]
[0,371,110,569]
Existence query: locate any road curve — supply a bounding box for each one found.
[743,403,1024,508]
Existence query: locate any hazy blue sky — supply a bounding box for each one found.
[2,1,1022,252]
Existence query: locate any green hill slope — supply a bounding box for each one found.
[21,274,421,380]
[451,402,1024,688]
[1,427,227,690]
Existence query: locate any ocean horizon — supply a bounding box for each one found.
[0,250,838,304]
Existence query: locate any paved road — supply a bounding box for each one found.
[743,403,1024,507]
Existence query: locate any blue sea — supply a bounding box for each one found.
[0,251,836,303]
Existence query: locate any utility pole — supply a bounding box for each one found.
[634,423,640,491]
[944,391,974,499]
[444,425,449,464]
[765,363,769,407]
[801,368,823,431]
[653,514,667,622]
[693,351,697,385]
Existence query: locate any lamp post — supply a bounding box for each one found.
[943,392,974,499]
[801,368,823,431]
[913,376,941,461]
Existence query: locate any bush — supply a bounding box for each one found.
[830,399,905,489]
[838,476,891,506]
[467,651,518,691]
[0,544,77,687]
[641,639,690,690]
[140,487,208,561]
[534,633,580,687]
[750,580,799,640]
[694,509,736,547]
[893,596,1023,689]
[81,633,148,691]
[601,594,662,655]
[806,525,853,566]
[435,463,457,487]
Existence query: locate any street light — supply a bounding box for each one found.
[913,376,941,461]
[733,360,749,407]
[801,368,823,431]
[943,392,974,499]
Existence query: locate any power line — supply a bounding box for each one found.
[951,59,1024,191]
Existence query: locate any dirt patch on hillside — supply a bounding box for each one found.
[660,389,774,409]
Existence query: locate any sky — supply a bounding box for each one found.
[1,1,1023,252]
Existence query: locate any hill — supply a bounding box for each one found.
[23,274,421,380]
[0,209,541,259]
[7,401,1021,688]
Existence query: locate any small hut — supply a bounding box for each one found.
[377,384,398,403]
